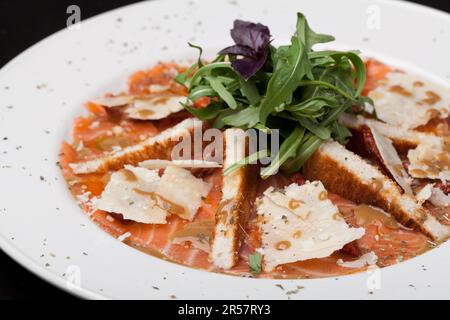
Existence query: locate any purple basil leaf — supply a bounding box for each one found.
[219,19,271,79]
[232,51,268,80]
[230,20,270,53]
[218,44,256,58]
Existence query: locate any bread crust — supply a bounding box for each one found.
[303,148,440,239]
[71,119,206,174]
[210,130,259,269]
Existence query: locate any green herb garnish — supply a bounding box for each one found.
[249,252,262,275]
[176,12,371,177]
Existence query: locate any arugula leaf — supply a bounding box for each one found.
[298,17,335,53]
[258,13,334,124]
[205,76,237,109]
[249,252,262,275]
[297,118,330,140]
[224,150,269,176]
[331,121,352,144]
[239,78,261,105]
[260,126,305,178]
[221,106,260,127]
[258,36,307,123]
[328,51,366,96]
[174,62,198,87]
[174,43,204,86]
[321,103,350,127]
[182,102,224,120]
[188,42,204,68]
[179,13,369,177]
[282,133,323,174]
[213,109,237,129]
[296,80,356,101]
[253,123,273,134]
[189,62,233,88]
[188,85,216,101]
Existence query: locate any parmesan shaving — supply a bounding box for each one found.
[337,252,378,269]
[90,95,134,107]
[368,124,413,194]
[408,137,450,181]
[369,71,450,129]
[257,181,365,272]
[126,95,185,120]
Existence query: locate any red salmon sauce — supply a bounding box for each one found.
[59,62,431,279]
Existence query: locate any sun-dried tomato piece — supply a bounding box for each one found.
[340,241,362,258]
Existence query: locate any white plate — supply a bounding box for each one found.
[0,0,449,300]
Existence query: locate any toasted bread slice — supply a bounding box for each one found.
[70,118,203,174]
[303,140,450,241]
[209,129,258,269]
[340,114,437,152]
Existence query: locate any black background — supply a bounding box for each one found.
[0,0,449,300]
